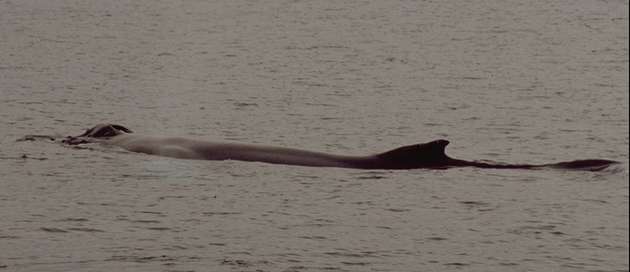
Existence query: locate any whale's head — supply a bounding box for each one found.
[63,124,132,145]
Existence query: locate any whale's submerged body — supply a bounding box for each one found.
[58,124,618,171]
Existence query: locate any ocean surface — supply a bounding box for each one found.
[1,1,628,271]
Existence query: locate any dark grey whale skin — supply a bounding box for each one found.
[60,124,619,171]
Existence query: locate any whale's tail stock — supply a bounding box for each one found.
[374,139,620,171]
[542,159,620,171]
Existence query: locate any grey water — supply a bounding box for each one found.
[1,1,628,271]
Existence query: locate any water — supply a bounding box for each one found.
[1,0,628,271]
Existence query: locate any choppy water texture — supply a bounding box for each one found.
[1,1,628,271]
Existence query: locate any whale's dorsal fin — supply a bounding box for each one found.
[376,139,450,169]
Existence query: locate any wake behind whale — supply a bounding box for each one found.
[24,124,620,171]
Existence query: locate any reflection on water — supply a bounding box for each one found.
[1,0,628,271]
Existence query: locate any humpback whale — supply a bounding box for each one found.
[60,124,618,171]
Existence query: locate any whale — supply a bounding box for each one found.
[60,124,619,171]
